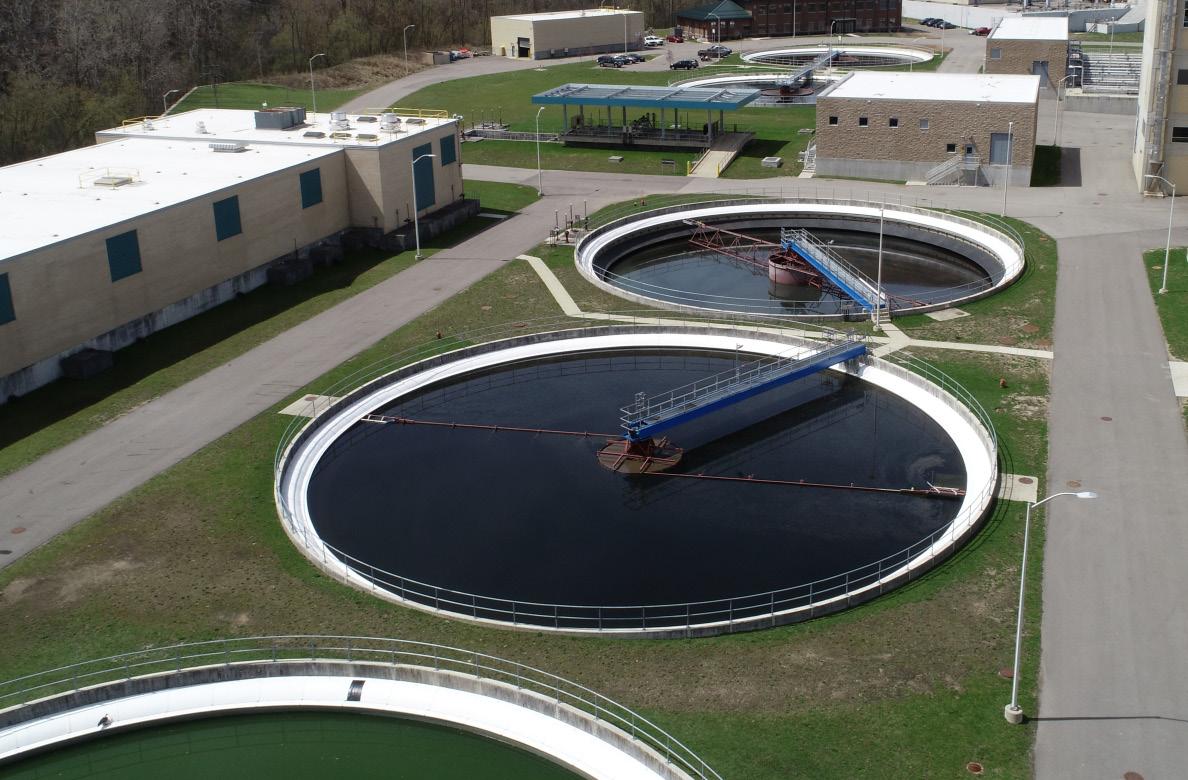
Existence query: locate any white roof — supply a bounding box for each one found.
[0,138,340,263]
[98,109,454,150]
[496,8,642,21]
[825,72,1041,104]
[990,17,1069,41]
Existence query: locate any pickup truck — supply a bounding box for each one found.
[697,44,731,60]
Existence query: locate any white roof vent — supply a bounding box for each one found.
[380,113,401,132]
[79,167,140,189]
[209,142,249,153]
[143,118,155,131]
[195,121,209,134]
[331,111,350,130]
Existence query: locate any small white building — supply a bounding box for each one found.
[490,8,645,60]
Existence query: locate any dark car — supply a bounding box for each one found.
[667,34,684,43]
[939,21,957,29]
[670,58,699,70]
[971,26,991,35]
[697,44,732,60]
[597,54,624,67]
[622,52,645,63]
[920,17,937,25]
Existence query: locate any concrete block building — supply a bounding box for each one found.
[814,72,1041,186]
[0,108,464,400]
[985,17,1069,89]
[490,8,645,59]
[676,0,901,40]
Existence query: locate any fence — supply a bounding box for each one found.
[0,635,721,780]
[272,315,998,636]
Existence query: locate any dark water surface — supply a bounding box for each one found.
[2,712,580,780]
[604,228,990,314]
[308,349,965,615]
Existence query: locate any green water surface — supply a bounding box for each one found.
[1,711,582,779]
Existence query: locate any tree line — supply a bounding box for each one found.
[0,0,683,165]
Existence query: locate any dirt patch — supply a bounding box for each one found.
[2,577,38,604]
[57,559,141,604]
[266,55,424,91]
[1005,394,1047,421]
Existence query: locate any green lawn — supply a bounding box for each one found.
[0,181,538,479]
[1144,246,1188,361]
[1073,30,1144,43]
[172,82,364,114]
[0,246,1049,777]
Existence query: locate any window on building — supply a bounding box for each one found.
[212,195,242,241]
[300,169,323,209]
[1173,126,1188,142]
[858,116,868,127]
[828,115,839,125]
[105,230,142,282]
[990,47,1002,60]
[889,117,899,128]
[1183,0,1188,27]
[1178,69,1188,85]
[946,143,957,153]
[439,134,457,165]
[919,118,930,130]
[412,143,436,209]
[0,273,13,325]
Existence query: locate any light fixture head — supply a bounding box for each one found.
[1075,491,1098,499]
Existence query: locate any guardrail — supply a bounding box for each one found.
[0,635,721,780]
[272,315,998,636]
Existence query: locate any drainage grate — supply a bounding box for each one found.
[346,679,365,702]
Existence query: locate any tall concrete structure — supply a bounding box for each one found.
[0,108,465,400]
[814,72,1040,185]
[1134,0,1185,192]
[490,8,645,59]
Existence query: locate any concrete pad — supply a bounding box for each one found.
[522,255,581,316]
[1169,361,1188,397]
[278,394,340,417]
[996,473,1039,503]
[925,307,970,322]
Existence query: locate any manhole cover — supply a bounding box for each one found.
[1101,416,1113,422]
[1067,480,1082,489]
[10,527,25,535]
[1123,773,1145,780]
[998,667,1014,679]
[1018,477,1034,485]
[966,762,984,775]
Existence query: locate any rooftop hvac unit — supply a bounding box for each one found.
[209,142,249,153]
[330,111,350,130]
[380,113,402,133]
[253,106,307,130]
[357,115,378,123]
[303,130,327,138]
[195,121,209,134]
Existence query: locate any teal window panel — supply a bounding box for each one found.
[0,273,13,325]
[440,134,457,165]
[105,230,142,282]
[213,195,242,241]
[413,144,435,209]
[300,168,323,208]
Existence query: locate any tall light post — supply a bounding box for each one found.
[162,89,179,116]
[1004,490,1098,724]
[415,153,439,261]
[403,24,416,67]
[1053,73,1076,147]
[308,53,326,115]
[1001,120,1014,217]
[623,9,628,54]
[874,201,885,330]
[708,12,720,46]
[1145,174,1177,294]
[535,106,546,196]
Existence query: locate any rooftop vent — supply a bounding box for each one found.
[330,111,350,131]
[357,115,378,123]
[356,133,378,141]
[303,130,327,139]
[143,118,156,131]
[79,167,140,189]
[195,121,209,134]
[209,142,249,153]
[380,113,402,133]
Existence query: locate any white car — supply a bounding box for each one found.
[643,35,665,47]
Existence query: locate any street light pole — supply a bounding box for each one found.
[308,53,326,116]
[161,89,179,116]
[1145,174,1177,294]
[403,25,416,67]
[708,12,720,46]
[1001,119,1014,217]
[1053,74,1075,147]
[411,153,437,260]
[535,106,546,196]
[1004,490,1098,724]
[874,201,885,330]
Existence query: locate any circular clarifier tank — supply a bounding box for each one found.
[278,327,997,636]
[741,44,935,68]
[576,201,1024,319]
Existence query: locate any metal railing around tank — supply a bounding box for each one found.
[272,315,998,636]
[0,635,721,780]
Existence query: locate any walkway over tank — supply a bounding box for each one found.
[621,336,866,441]
[780,228,888,313]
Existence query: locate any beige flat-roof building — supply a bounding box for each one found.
[814,72,1041,186]
[0,108,464,400]
[490,8,645,59]
[985,17,1069,89]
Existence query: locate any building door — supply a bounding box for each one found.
[517,37,530,58]
[989,132,1012,165]
[1031,60,1050,86]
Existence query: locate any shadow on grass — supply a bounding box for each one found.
[0,214,508,455]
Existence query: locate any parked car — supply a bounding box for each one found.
[920,17,938,26]
[597,54,624,67]
[670,58,699,70]
[971,26,991,35]
[940,21,957,29]
[644,35,665,47]
[667,34,684,43]
[622,52,645,63]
